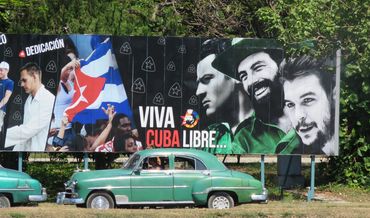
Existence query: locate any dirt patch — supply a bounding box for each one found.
[311,191,348,202]
[286,190,348,203]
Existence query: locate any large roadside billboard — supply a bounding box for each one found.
[0,34,340,155]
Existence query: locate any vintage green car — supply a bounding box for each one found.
[57,148,267,209]
[0,166,47,207]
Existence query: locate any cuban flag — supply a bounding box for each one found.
[65,37,133,124]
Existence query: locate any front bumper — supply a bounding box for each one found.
[56,192,84,205]
[251,188,268,202]
[29,188,47,202]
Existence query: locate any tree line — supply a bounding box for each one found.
[0,0,368,187]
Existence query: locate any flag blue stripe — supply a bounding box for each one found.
[72,100,134,126]
[80,40,111,67]
[100,67,123,86]
[72,38,134,126]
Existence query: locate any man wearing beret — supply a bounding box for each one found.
[211,39,296,154]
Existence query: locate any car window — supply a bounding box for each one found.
[174,156,207,170]
[195,158,207,170]
[141,156,169,170]
[122,154,141,170]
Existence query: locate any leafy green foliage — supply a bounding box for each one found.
[256,0,370,187]
[2,0,185,36]
[26,162,82,200]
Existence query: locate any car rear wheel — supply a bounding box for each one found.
[86,192,115,209]
[208,192,234,209]
[0,195,11,208]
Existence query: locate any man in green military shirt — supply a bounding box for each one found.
[212,38,297,154]
[195,38,253,154]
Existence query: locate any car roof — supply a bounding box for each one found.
[136,148,227,170]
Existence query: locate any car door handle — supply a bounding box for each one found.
[165,171,173,176]
[202,171,211,176]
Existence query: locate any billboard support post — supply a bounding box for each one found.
[18,152,22,172]
[83,153,89,170]
[307,155,315,201]
[260,155,265,188]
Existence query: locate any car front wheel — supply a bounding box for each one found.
[208,192,234,209]
[86,192,115,209]
[0,195,11,208]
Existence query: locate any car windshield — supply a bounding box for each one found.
[122,154,141,170]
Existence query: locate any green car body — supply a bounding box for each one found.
[57,149,267,209]
[0,166,47,207]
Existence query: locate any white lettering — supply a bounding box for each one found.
[139,106,150,128]
[26,47,32,56]
[0,34,7,45]
[163,107,174,128]
[182,130,190,147]
[24,38,65,57]
[209,131,216,148]
[154,106,165,128]
[193,130,201,148]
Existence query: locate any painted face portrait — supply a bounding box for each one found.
[117,117,132,135]
[196,54,235,117]
[0,68,8,80]
[283,73,332,147]
[20,70,37,95]
[237,52,279,104]
[124,137,137,153]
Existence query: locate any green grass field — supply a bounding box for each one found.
[2,157,368,217]
[1,201,369,218]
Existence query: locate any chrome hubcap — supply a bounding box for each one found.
[91,196,110,209]
[212,196,230,209]
[0,199,8,208]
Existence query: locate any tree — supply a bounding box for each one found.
[255,0,369,187]
[1,0,368,186]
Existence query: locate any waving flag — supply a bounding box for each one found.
[65,37,133,124]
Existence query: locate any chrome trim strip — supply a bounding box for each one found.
[56,192,85,205]
[29,188,47,202]
[117,201,195,205]
[88,185,185,190]
[86,177,130,182]
[0,188,35,191]
[174,185,188,188]
[131,186,172,189]
[192,186,257,195]
[88,185,175,190]
[251,188,268,201]
[115,195,129,204]
[88,186,130,190]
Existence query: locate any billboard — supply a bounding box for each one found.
[0,34,340,155]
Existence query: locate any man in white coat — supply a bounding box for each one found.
[5,62,55,151]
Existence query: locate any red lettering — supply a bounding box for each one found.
[163,130,171,147]
[172,130,180,147]
[146,129,154,148]
[146,129,180,148]
[155,129,163,147]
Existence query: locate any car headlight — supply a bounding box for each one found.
[64,180,78,190]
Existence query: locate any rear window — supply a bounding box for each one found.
[174,156,207,170]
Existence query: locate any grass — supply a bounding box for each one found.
[0,201,369,218]
[2,156,367,217]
